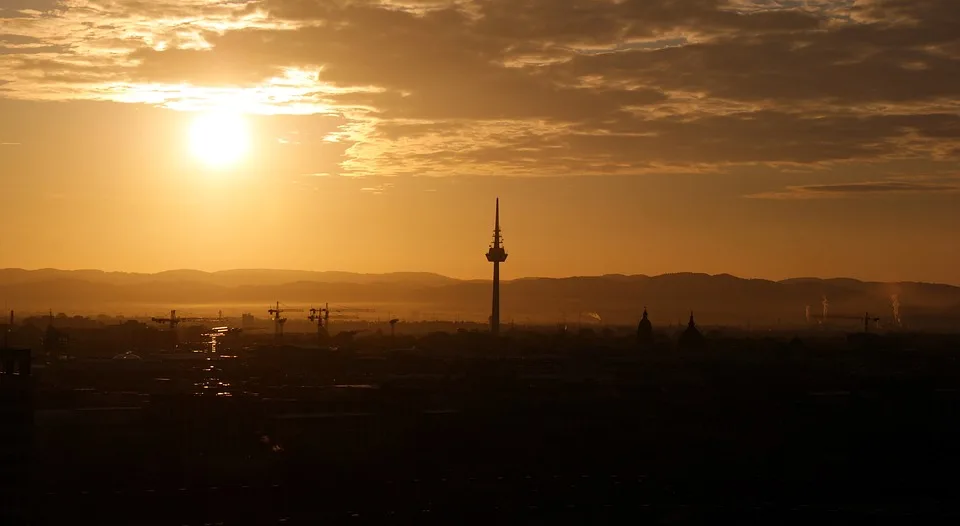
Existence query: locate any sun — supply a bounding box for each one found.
[188,111,251,168]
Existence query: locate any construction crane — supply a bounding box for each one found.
[329,312,362,321]
[860,312,881,333]
[308,304,329,326]
[308,303,330,342]
[151,310,205,330]
[821,312,882,333]
[304,303,372,341]
[325,305,374,325]
[268,301,304,339]
[331,306,375,315]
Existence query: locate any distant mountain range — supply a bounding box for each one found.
[1,269,958,329]
[0,268,459,288]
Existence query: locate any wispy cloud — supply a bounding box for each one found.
[360,183,395,195]
[746,180,960,200]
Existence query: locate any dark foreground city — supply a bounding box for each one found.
[4,328,960,525]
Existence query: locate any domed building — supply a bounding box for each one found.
[678,312,704,349]
[637,308,653,346]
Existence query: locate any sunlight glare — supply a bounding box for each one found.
[188,111,251,168]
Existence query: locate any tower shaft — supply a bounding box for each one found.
[492,261,501,335]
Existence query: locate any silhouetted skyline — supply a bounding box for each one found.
[2,268,959,329]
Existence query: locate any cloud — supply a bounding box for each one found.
[0,0,60,9]
[0,0,959,176]
[360,182,394,194]
[746,179,960,199]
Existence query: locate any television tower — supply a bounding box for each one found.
[485,198,508,336]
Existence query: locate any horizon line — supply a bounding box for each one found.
[0,267,957,287]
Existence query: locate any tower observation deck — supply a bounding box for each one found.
[485,198,508,336]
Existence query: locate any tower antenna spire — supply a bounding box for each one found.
[494,198,501,248]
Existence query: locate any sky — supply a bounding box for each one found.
[1,0,959,283]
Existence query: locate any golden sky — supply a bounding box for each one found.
[1,0,959,283]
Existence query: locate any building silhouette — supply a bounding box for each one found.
[0,346,32,524]
[485,198,508,336]
[679,312,704,349]
[637,307,653,345]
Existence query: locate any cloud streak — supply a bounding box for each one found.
[746,180,960,200]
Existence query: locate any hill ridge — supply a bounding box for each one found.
[2,268,958,289]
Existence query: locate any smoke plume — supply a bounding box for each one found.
[805,305,811,323]
[821,296,829,322]
[891,294,902,327]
